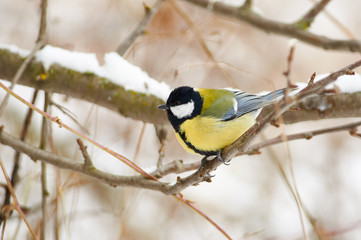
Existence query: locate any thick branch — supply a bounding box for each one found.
[0,48,167,125]
[262,92,361,124]
[183,0,361,52]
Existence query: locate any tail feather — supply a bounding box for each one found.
[261,88,285,103]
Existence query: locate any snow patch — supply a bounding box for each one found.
[0,43,30,57]
[0,44,171,101]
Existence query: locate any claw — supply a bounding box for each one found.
[199,156,210,171]
[204,171,215,179]
[198,156,216,178]
[217,151,230,165]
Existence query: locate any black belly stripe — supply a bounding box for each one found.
[178,131,218,156]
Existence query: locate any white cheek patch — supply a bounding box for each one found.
[170,100,194,119]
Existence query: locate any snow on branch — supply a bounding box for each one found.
[0,44,169,124]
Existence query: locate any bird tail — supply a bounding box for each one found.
[262,88,285,102]
[257,88,289,109]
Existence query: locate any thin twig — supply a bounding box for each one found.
[117,0,164,56]
[133,123,146,163]
[295,0,331,29]
[247,120,361,153]
[39,92,50,240]
[0,156,39,240]
[76,139,94,170]
[50,101,89,135]
[308,0,355,39]
[37,0,48,44]
[155,125,168,169]
[174,194,232,240]
[0,90,38,223]
[0,0,47,116]
[283,40,299,90]
[0,43,43,116]
[265,146,315,240]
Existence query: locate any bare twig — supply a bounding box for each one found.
[133,123,146,163]
[183,0,361,52]
[0,128,165,191]
[76,139,94,170]
[246,120,361,153]
[39,91,50,240]
[0,156,39,240]
[265,146,316,240]
[295,0,331,29]
[0,90,38,223]
[0,0,47,116]
[117,0,164,56]
[308,0,355,39]
[0,44,43,117]
[155,125,168,169]
[283,40,298,89]
[174,194,232,239]
[50,101,89,134]
[37,0,48,44]
[349,128,361,139]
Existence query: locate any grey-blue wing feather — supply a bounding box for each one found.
[222,88,285,121]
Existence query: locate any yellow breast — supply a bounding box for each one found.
[176,113,256,154]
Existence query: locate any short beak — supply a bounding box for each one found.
[157,104,168,110]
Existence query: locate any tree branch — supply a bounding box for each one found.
[0,48,167,125]
[117,0,164,56]
[183,0,361,52]
[246,120,361,154]
[0,128,169,192]
[295,0,331,29]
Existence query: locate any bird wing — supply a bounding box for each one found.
[223,91,264,121]
[225,88,285,121]
[199,88,285,121]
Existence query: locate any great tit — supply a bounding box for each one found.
[158,86,284,156]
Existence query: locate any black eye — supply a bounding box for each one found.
[174,101,182,106]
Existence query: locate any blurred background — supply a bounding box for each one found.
[0,0,361,239]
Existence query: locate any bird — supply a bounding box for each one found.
[158,86,285,160]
